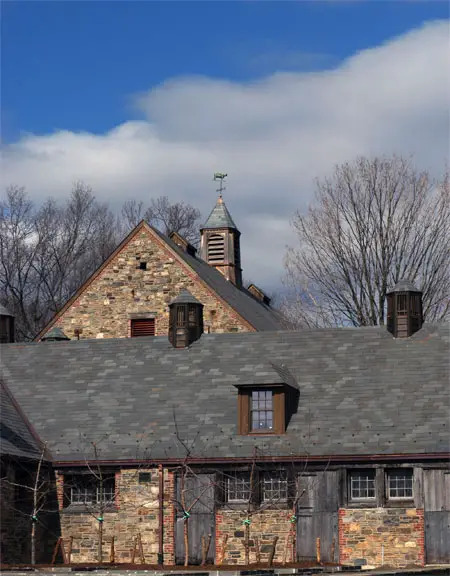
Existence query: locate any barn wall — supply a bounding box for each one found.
[56,468,176,564]
[338,508,424,568]
[47,226,251,340]
[215,509,295,565]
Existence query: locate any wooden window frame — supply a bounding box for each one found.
[238,386,285,435]
[386,468,414,501]
[348,469,376,502]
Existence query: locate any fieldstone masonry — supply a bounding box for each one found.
[56,468,175,565]
[46,224,252,340]
[338,508,425,568]
[215,509,295,565]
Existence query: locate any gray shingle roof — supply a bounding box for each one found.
[388,280,421,293]
[0,304,14,317]
[201,196,237,230]
[151,227,283,331]
[1,323,448,463]
[0,380,42,459]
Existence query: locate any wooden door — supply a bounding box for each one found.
[175,473,215,565]
[424,469,450,563]
[297,471,339,563]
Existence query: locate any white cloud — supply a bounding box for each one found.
[2,20,449,292]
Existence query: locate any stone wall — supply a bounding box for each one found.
[215,509,295,565]
[57,468,175,564]
[47,225,252,340]
[338,508,425,568]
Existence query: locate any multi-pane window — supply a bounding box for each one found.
[262,471,288,501]
[251,390,273,431]
[227,472,252,502]
[388,469,413,499]
[350,470,376,500]
[68,476,115,506]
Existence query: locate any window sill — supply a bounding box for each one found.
[62,504,118,514]
[385,498,415,508]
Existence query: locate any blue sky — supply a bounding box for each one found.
[2,1,448,141]
[2,2,449,290]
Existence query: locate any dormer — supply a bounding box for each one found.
[169,231,197,257]
[247,283,271,306]
[234,363,299,435]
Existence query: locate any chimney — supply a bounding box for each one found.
[386,280,423,338]
[0,304,15,343]
[168,290,204,348]
[247,283,271,306]
[41,327,71,342]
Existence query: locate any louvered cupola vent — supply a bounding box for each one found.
[168,290,204,348]
[207,234,225,263]
[386,280,423,338]
[0,304,15,344]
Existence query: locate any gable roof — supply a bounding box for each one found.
[3,323,448,463]
[35,221,282,340]
[0,379,43,460]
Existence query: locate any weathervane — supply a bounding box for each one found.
[213,172,227,197]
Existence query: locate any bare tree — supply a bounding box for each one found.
[1,445,51,564]
[0,183,120,340]
[283,156,449,327]
[120,196,202,246]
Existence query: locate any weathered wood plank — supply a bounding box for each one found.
[425,511,450,563]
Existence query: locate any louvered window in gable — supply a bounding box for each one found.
[130,318,155,337]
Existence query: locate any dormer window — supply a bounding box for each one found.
[251,390,273,431]
[237,387,286,435]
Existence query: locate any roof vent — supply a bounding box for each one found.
[41,327,71,342]
[247,283,271,306]
[168,290,203,348]
[386,280,423,338]
[169,231,197,257]
[0,304,15,343]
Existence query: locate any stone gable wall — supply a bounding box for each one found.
[338,507,425,568]
[50,227,251,340]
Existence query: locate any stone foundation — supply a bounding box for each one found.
[339,508,425,568]
[216,509,295,565]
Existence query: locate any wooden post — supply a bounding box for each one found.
[282,532,290,565]
[201,533,212,566]
[267,536,278,567]
[331,536,336,564]
[316,537,321,565]
[110,536,115,563]
[131,536,137,563]
[218,533,228,566]
[51,537,67,565]
[67,536,73,563]
[137,532,145,564]
[254,536,261,564]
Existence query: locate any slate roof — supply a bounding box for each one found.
[0,379,42,459]
[1,323,448,463]
[201,196,237,230]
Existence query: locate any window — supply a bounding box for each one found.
[387,469,413,499]
[251,390,273,431]
[130,318,155,337]
[349,470,376,500]
[237,387,287,435]
[227,472,252,502]
[262,471,288,501]
[67,475,115,506]
[139,261,147,270]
